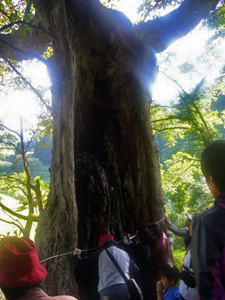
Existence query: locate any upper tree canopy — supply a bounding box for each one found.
[0,0,221,61]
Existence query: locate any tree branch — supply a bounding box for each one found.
[0,139,18,151]
[135,0,220,53]
[0,202,38,222]
[0,37,47,63]
[0,8,9,19]
[0,15,51,61]
[0,123,21,138]
[5,59,52,112]
[0,176,26,186]
[0,21,44,33]
[153,126,191,132]
[0,217,24,234]
[160,70,188,94]
[151,117,177,123]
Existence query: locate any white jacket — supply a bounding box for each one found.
[98,246,130,292]
[179,249,198,300]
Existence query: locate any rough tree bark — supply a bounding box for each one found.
[0,0,220,299]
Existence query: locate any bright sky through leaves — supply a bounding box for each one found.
[0,0,224,129]
[0,60,50,131]
[153,25,225,105]
[113,0,142,22]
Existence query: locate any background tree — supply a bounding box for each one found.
[0,0,222,298]
[0,121,49,237]
[152,75,225,210]
[151,74,225,265]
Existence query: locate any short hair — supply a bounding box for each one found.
[201,140,225,193]
[161,264,180,284]
[148,222,163,239]
[191,213,200,223]
[137,226,152,245]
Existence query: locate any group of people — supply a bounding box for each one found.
[0,140,225,300]
[74,223,173,300]
[73,140,225,300]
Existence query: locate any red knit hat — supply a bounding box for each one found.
[99,234,114,248]
[0,236,48,287]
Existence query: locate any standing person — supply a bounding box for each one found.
[191,140,225,299]
[179,213,199,300]
[0,236,77,300]
[74,233,138,300]
[122,226,152,300]
[148,223,173,300]
[156,264,180,300]
[165,215,192,250]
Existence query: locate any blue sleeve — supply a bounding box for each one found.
[173,289,181,300]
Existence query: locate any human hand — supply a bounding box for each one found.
[165,215,171,226]
[156,281,163,293]
[123,234,132,244]
[74,247,81,255]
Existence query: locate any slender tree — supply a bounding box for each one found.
[0,0,221,298]
[0,121,48,237]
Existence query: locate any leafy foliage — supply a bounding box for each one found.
[100,0,120,9]
[0,122,50,237]
[0,171,48,206]
[138,0,182,20]
[0,0,35,34]
[152,77,225,225]
[206,2,225,35]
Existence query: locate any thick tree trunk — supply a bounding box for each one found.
[35,0,164,299]
[0,0,221,298]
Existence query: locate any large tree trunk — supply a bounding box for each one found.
[0,0,220,298]
[35,0,163,298]
[0,0,220,297]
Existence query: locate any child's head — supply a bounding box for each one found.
[160,264,179,288]
[201,140,225,197]
[148,222,163,240]
[136,226,152,245]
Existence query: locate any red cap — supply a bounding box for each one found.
[99,234,114,248]
[0,236,48,287]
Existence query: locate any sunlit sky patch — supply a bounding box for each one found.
[0,1,224,129]
[113,0,142,23]
[1,90,40,130]
[153,26,215,104]
[0,60,50,131]
[153,25,225,105]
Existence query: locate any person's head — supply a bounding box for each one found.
[148,222,163,241]
[188,213,200,236]
[136,226,152,245]
[185,214,193,227]
[98,234,114,248]
[201,140,225,197]
[0,236,48,300]
[160,264,179,288]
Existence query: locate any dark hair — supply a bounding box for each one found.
[201,140,225,193]
[148,222,163,239]
[137,226,152,245]
[161,264,179,284]
[1,287,29,300]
